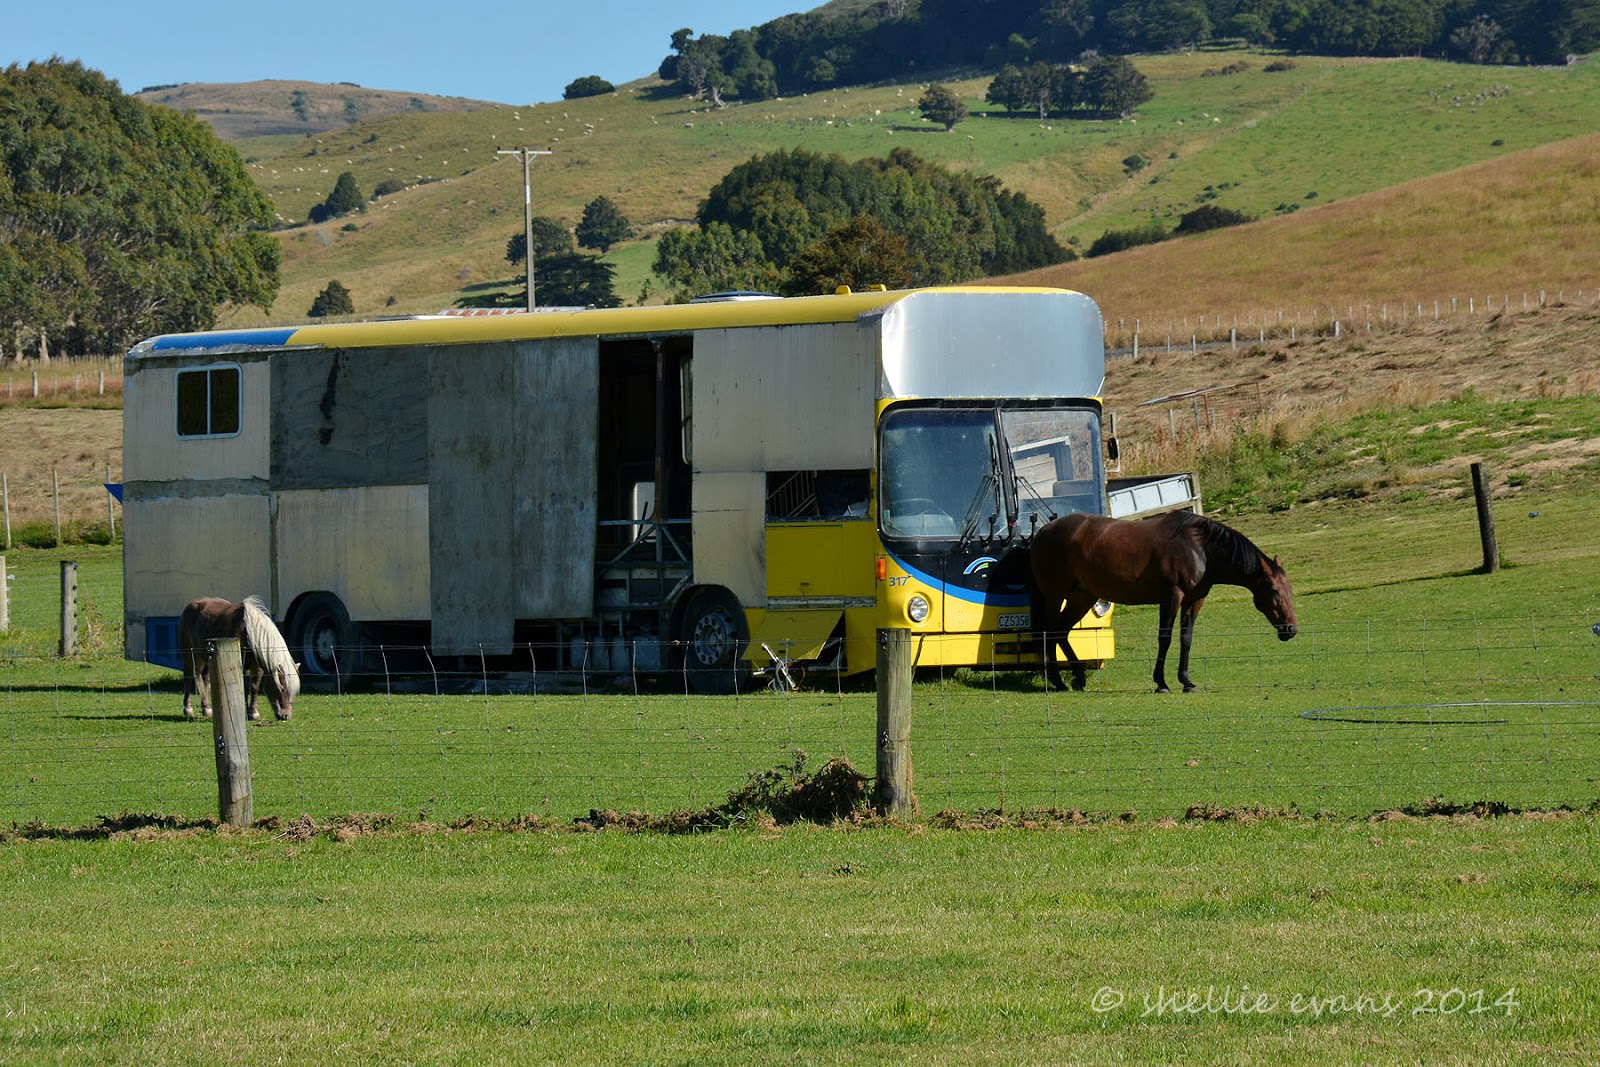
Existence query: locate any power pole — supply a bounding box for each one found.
[496,147,553,311]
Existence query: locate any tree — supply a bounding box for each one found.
[783,215,918,296]
[563,75,614,99]
[1173,204,1252,234]
[918,83,968,131]
[534,254,620,308]
[506,217,574,265]
[307,280,354,317]
[0,59,279,357]
[653,222,780,301]
[575,196,633,253]
[1081,55,1152,118]
[309,171,365,223]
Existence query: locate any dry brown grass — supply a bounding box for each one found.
[999,132,1600,337]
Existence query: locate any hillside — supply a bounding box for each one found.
[137,80,503,143]
[216,52,1600,325]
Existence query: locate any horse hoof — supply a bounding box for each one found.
[1155,685,1171,694]
[1182,684,1199,693]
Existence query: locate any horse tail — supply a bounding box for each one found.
[241,596,301,700]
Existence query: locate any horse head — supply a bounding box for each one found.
[1252,554,1298,641]
[265,660,302,721]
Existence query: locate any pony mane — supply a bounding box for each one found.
[241,596,301,698]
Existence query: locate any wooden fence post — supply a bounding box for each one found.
[1471,463,1499,574]
[58,560,77,657]
[209,637,254,827]
[875,627,915,817]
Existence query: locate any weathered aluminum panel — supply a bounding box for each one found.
[271,347,429,490]
[122,491,273,651]
[274,485,430,621]
[876,290,1104,400]
[123,359,271,483]
[426,340,599,653]
[691,472,766,607]
[693,323,876,472]
[428,344,518,654]
[513,337,598,620]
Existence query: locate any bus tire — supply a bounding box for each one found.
[677,587,751,696]
[288,592,356,684]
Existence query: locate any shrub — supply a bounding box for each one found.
[308,280,354,317]
[370,178,409,200]
[1086,221,1168,257]
[1264,59,1298,72]
[563,75,615,99]
[1174,204,1252,234]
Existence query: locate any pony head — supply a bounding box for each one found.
[265,660,302,720]
[1253,554,1298,641]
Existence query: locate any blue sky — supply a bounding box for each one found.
[5,0,811,104]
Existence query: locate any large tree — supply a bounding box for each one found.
[0,59,279,357]
[575,196,633,254]
[917,84,968,131]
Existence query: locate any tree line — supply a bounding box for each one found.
[659,0,1599,104]
[1,60,279,360]
[652,147,1069,300]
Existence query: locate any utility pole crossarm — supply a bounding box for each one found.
[496,148,553,311]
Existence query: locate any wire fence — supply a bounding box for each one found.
[3,612,1598,828]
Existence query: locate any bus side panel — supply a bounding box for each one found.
[513,337,598,622]
[123,491,272,661]
[274,485,430,623]
[427,345,518,655]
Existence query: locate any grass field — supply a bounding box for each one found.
[4,479,1597,829]
[2,812,1597,1064]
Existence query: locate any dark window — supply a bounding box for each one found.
[176,366,241,438]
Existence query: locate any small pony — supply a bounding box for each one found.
[1031,510,1298,693]
[180,595,301,720]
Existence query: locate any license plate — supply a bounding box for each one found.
[998,612,1031,630]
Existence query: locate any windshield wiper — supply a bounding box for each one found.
[957,436,1004,546]
[992,409,1020,540]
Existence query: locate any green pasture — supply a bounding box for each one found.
[2,814,1597,1064]
[3,483,1597,828]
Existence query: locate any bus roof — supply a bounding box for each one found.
[127,286,1084,359]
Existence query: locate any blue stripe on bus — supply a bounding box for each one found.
[149,328,299,351]
[888,552,1032,608]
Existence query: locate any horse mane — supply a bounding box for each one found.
[241,596,301,699]
[1169,512,1274,577]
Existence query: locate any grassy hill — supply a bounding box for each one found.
[137,80,502,145]
[213,51,1600,325]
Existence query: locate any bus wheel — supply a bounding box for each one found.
[677,588,751,695]
[289,593,356,684]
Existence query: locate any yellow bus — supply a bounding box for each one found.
[122,285,1115,692]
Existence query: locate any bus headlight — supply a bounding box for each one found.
[907,595,931,624]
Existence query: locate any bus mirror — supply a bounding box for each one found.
[1105,411,1121,472]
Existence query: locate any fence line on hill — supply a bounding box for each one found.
[3,612,1597,828]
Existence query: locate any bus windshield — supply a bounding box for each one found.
[878,403,1103,542]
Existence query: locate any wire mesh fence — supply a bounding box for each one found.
[3,612,1598,827]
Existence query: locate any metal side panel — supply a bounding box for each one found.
[692,471,766,607]
[514,337,598,620]
[274,485,429,622]
[122,490,273,658]
[428,345,516,655]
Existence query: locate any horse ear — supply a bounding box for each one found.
[294,661,303,674]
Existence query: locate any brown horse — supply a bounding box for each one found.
[1031,511,1298,693]
[180,596,301,720]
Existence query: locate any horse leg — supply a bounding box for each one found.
[181,653,197,719]
[245,667,262,721]
[1153,593,1181,694]
[1056,595,1095,691]
[1177,598,1205,692]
